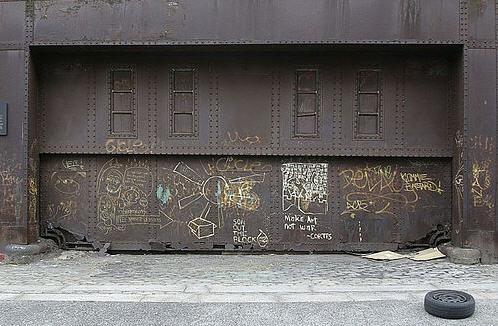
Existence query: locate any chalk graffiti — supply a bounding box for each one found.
[45,159,87,227]
[156,184,171,205]
[471,159,494,212]
[224,131,261,145]
[282,163,328,215]
[156,158,268,241]
[97,158,172,233]
[188,205,217,239]
[206,157,272,173]
[105,139,148,154]
[454,130,464,234]
[469,135,494,154]
[48,200,77,221]
[232,218,269,247]
[62,159,85,171]
[52,171,82,196]
[400,173,443,194]
[283,214,332,241]
[340,164,444,217]
[28,176,38,224]
[0,160,23,224]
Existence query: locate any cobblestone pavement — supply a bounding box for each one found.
[0,251,497,303]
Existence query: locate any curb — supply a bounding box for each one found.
[439,243,481,265]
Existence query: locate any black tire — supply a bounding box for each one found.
[424,290,475,319]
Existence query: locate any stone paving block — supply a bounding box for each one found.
[184,284,210,293]
[207,284,311,293]
[348,291,414,302]
[140,293,199,303]
[310,284,438,293]
[199,293,279,303]
[61,284,186,293]
[18,293,145,302]
[0,294,21,301]
[277,293,352,302]
[0,285,64,293]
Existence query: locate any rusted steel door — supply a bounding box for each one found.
[38,49,455,251]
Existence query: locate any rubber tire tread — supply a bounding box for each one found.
[424,290,475,319]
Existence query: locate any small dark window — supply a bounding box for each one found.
[109,66,136,137]
[294,69,319,137]
[171,68,196,136]
[354,70,382,139]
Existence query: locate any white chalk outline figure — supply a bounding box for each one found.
[281,163,328,215]
[187,203,217,239]
[172,161,265,233]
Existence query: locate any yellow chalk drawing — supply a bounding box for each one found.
[471,159,494,212]
[339,164,444,217]
[97,158,172,233]
[224,131,261,145]
[157,158,267,240]
[0,160,23,223]
[105,138,148,154]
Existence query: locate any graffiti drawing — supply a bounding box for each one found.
[188,204,217,239]
[223,131,261,145]
[471,159,494,212]
[282,163,328,215]
[232,218,269,247]
[156,158,267,241]
[97,158,173,233]
[340,164,444,217]
[48,200,77,221]
[0,159,23,224]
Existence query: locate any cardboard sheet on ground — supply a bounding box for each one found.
[363,248,446,261]
[410,248,446,261]
[363,251,409,260]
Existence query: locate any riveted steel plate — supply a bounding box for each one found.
[40,155,451,251]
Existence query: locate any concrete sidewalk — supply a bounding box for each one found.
[0,251,497,303]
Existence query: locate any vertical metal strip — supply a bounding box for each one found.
[462,44,470,243]
[460,0,469,41]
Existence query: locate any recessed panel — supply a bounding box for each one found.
[218,73,272,147]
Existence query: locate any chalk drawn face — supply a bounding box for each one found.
[105,170,123,194]
[53,172,80,196]
[123,188,140,205]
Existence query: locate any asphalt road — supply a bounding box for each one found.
[0,300,497,326]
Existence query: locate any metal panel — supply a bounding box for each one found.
[37,49,455,157]
[40,62,91,151]
[0,1,25,44]
[40,155,451,251]
[33,0,460,43]
[404,55,451,149]
[0,102,7,136]
[0,50,26,242]
[468,0,496,40]
[466,49,496,232]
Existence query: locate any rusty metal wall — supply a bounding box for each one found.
[34,48,456,250]
[0,0,497,259]
[31,0,460,43]
[37,50,456,157]
[40,155,451,251]
[0,49,27,246]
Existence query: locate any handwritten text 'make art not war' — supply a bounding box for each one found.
[284,214,332,240]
